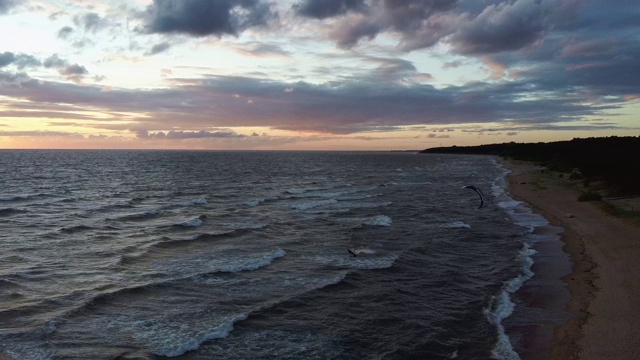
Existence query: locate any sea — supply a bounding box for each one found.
[0,150,571,360]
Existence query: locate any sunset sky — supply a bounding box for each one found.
[0,0,638,150]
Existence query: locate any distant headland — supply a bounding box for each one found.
[421,136,640,196]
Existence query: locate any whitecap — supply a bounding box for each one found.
[363,215,392,227]
[291,199,338,210]
[485,242,537,360]
[244,199,264,207]
[158,248,285,275]
[440,221,471,229]
[307,252,398,270]
[218,248,285,273]
[177,218,203,227]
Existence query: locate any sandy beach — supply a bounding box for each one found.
[505,160,640,359]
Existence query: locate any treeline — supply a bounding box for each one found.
[421,136,640,196]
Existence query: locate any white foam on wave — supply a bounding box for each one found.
[0,195,27,201]
[440,221,471,229]
[497,199,522,210]
[159,248,286,275]
[0,320,59,360]
[139,313,249,357]
[177,218,203,227]
[487,158,546,360]
[230,221,267,230]
[244,199,264,207]
[291,199,338,210]
[485,243,536,360]
[284,188,314,195]
[363,215,392,227]
[307,251,398,270]
[218,248,285,273]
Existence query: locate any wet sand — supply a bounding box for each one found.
[504,159,640,359]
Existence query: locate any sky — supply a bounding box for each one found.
[0,0,639,150]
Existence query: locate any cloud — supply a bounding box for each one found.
[0,51,40,70]
[43,54,89,82]
[324,0,460,49]
[60,64,88,76]
[1,70,626,137]
[0,0,19,14]
[57,26,74,39]
[294,0,365,19]
[140,0,277,37]
[451,0,549,55]
[0,130,84,138]
[137,129,245,139]
[43,54,68,68]
[235,42,290,57]
[146,41,172,56]
[73,12,111,33]
[0,52,41,69]
[426,133,451,138]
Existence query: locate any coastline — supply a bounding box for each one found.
[503,159,640,359]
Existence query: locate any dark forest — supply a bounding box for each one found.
[421,136,640,196]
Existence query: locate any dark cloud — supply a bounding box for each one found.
[0,52,40,69]
[326,0,459,49]
[73,12,110,33]
[43,54,89,82]
[0,52,17,67]
[295,0,366,19]
[0,72,625,136]
[60,64,88,76]
[0,0,19,14]
[57,26,74,39]
[451,0,548,55]
[43,54,68,69]
[146,42,172,56]
[141,0,276,37]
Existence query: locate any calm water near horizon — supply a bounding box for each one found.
[0,150,568,359]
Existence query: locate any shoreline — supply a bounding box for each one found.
[503,158,640,359]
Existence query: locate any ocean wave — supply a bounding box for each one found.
[132,272,348,357]
[0,207,28,216]
[156,248,286,277]
[485,243,537,360]
[440,221,471,229]
[335,193,380,201]
[229,221,268,230]
[284,187,319,195]
[508,205,549,232]
[0,277,21,288]
[0,194,32,202]
[59,224,98,234]
[285,185,376,199]
[61,248,285,324]
[0,193,56,203]
[291,199,338,211]
[117,230,253,267]
[178,198,207,206]
[497,199,522,209]
[143,313,249,357]
[305,251,398,270]
[333,201,392,210]
[113,210,159,222]
[363,215,393,227]
[244,199,264,207]
[174,215,207,228]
